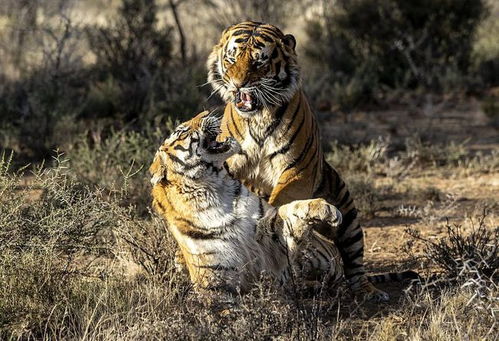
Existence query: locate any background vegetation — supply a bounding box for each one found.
[0,0,497,339]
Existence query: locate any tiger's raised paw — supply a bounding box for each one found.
[280,199,342,227]
[305,199,342,228]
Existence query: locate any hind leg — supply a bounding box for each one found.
[337,212,390,302]
[294,232,344,292]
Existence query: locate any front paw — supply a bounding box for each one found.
[305,199,342,228]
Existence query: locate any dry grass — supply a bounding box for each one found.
[0,1,498,339]
[1,135,498,339]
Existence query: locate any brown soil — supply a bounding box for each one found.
[321,97,499,309]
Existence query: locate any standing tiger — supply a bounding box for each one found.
[207,21,390,301]
[150,111,344,296]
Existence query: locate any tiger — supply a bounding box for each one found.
[149,111,344,297]
[206,21,418,301]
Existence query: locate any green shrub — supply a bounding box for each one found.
[85,0,204,124]
[305,0,488,106]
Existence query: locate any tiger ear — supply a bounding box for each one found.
[150,150,167,185]
[282,34,296,51]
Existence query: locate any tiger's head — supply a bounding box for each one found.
[150,111,240,184]
[207,21,300,117]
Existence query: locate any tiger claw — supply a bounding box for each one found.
[365,289,390,302]
[358,285,390,302]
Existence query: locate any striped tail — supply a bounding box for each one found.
[368,270,423,284]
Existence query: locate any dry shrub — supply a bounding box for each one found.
[68,124,172,216]
[326,138,389,175]
[408,211,498,285]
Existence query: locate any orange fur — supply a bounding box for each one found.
[208,21,390,301]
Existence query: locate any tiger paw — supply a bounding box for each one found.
[281,199,341,225]
[305,199,342,228]
[356,282,390,302]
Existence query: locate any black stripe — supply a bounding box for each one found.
[183,229,220,240]
[271,210,279,227]
[328,164,343,194]
[313,163,330,197]
[336,191,352,209]
[253,32,273,42]
[343,249,363,266]
[262,101,288,140]
[337,209,358,237]
[169,168,198,179]
[173,143,194,158]
[315,247,331,264]
[295,142,320,175]
[195,264,238,271]
[270,48,278,59]
[282,132,314,172]
[168,134,187,146]
[283,99,302,132]
[175,217,210,231]
[274,61,281,76]
[338,230,363,248]
[167,153,191,168]
[258,199,264,219]
[185,250,217,256]
[335,181,346,196]
[233,181,242,197]
[232,29,252,36]
[258,27,282,37]
[154,199,166,212]
[173,144,190,152]
[248,126,262,146]
[347,269,365,279]
[279,63,293,89]
[235,37,248,43]
[253,40,265,49]
[268,109,304,159]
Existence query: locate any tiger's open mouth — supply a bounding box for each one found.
[235,90,259,112]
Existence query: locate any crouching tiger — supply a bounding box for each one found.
[150,111,344,296]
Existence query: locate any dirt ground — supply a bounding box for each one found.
[321,96,499,310]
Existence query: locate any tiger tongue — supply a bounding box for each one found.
[241,92,252,103]
[236,92,253,110]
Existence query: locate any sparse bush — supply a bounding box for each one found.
[414,186,444,202]
[402,136,469,168]
[326,138,389,175]
[86,0,171,121]
[407,211,498,285]
[305,0,489,109]
[68,124,172,216]
[203,0,301,31]
[85,0,204,124]
[0,13,88,159]
[345,175,382,219]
